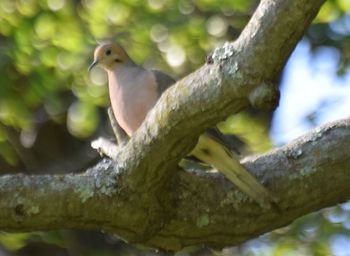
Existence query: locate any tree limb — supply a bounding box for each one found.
[1,118,350,250]
[0,0,328,251]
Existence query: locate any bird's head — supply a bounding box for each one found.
[89,42,131,71]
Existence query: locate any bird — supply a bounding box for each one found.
[89,42,277,209]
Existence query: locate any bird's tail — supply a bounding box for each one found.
[191,133,277,209]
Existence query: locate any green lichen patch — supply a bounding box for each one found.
[75,183,94,203]
[27,205,40,215]
[220,191,250,209]
[289,166,317,180]
[12,196,40,217]
[211,42,236,61]
[196,214,210,228]
[94,170,118,197]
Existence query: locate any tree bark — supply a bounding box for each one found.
[1,118,349,250]
[0,0,329,251]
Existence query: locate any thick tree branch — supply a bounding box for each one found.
[1,118,350,250]
[0,0,328,251]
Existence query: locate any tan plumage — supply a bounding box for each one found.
[89,42,277,209]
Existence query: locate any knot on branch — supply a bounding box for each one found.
[248,82,280,110]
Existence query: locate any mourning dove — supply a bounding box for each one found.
[89,42,277,209]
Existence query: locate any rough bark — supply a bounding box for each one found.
[0,0,329,251]
[1,118,350,250]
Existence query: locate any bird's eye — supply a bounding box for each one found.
[105,49,111,56]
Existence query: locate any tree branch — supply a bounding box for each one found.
[0,0,328,251]
[1,118,350,250]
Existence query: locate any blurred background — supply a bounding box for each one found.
[0,0,349,255]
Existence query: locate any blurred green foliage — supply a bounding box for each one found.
[0,233,31,251]
[0,0,350,255]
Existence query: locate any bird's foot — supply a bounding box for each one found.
[91,137,120,160]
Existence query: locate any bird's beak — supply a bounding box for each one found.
[88,60,98,71]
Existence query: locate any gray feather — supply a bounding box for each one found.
[205,127,247,156]
[152,69,176,96]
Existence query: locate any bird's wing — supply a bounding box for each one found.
[151,69,176,96]
[205,127,248,156]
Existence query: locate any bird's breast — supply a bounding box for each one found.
[108,69,158,136]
